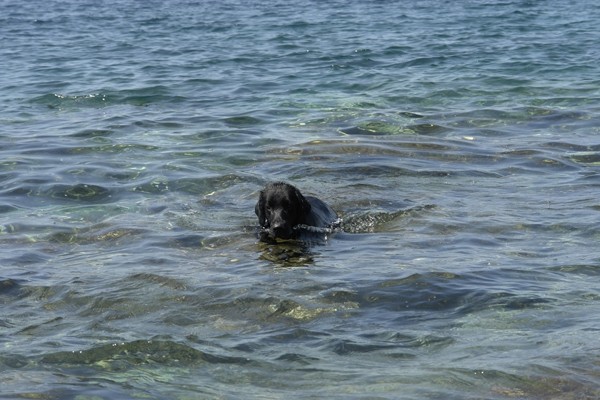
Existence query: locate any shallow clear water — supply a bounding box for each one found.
[2,0,600,398]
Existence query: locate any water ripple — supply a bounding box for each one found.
[2,0,600,398]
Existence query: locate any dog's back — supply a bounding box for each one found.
[303,196,337,227]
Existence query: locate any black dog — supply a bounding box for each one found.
[255,182,338,241]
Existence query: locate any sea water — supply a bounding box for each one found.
[1,0,600,398]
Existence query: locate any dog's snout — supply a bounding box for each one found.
[271,221,285,233]
[270,219,292,239]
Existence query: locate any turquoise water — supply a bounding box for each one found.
[2,0,600,398]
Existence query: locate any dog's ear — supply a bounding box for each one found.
[255,190,266,227]
[293,186,311,216]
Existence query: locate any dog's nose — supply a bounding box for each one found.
[272,223,284,235]
[271,223,290,239]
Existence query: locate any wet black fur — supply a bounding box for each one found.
[255,182,337,241]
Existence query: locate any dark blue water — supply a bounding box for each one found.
[2,0,600,398]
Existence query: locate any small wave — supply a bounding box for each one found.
[47,224,146,246]
[30,86,186,110]
[1,183,114,205]
[568,151,600,166]
[40,340,249,367]
[339,120,449,136]
[342,205,435,234]
[48,183,112,202]
[223,115,264,126]
[0,278,20,295]
[355,271,553,316]
[30,93,111,109]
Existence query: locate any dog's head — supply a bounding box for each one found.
[255,182,311,240]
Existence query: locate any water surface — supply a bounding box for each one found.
[1,0,600,398]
